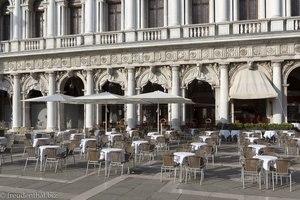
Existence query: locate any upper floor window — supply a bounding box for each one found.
[108,0,121,31]
[148,0,164,28]
[0,1,10,41]
[291,0,300,16]
[69,0,82,34]
[239,0,257,20]
[33,0,45,38]
[192,0,209,24]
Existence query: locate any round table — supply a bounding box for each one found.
[191,142,207,151]
[248,144,266,155]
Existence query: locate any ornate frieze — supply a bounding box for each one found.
[1,43,299,74]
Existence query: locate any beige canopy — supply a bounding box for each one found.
[229,68,278,99]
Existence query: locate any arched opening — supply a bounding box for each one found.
[186,80,214,128]
[27,90,45,129]
[141,81,166,129]
[101,81,124,128]
[0,90,11,128]
[64,76,84,129]
[287,67,300,122]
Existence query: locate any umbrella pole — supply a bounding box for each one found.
[105,104,108,133]
[157,103,160,134]
[58,103,61,131]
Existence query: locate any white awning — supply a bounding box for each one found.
[229,69,278,99]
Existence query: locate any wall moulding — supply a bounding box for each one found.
[0,43,299,74]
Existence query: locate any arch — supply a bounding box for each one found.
[22,74,47,96]
[0,76,12,95]
[181,64,217,89]
[229,63,272,86]
[283,63,300,84]
[136,66,170,91]
[57,71,86,94]
[95,68,127,92]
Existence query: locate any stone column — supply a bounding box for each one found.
[181,87,186,126]
[12,0,21,40]
[282,83,289,122]
[266,0,282,18]
[12,74,21,128]
[140,0,146,28]
[47,72,56,130]
[57,1,66,35]
[121,0,125,30]
[258,0,266,19]
[22,6,30,39]
[184,0,191,24]
[47,0,56,36]
[272,61,283,123]
[22,93,30,127]
[215,0,229,22]
[168,0,180,26]
[209,0,215,23]
[99,0,105,32]
[124,0,136,29]
[126,67,136,129]
[164,0,168,26]
[219,63,229,123]
[86,70,94,129]
[233,0,239,21]
[286,0,291,17]
[171,65,180,129]
[136,88,141,125]
[85,0,94,33]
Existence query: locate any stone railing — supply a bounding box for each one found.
[1,17,300,53]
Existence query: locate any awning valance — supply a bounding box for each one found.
[229,69,278,99]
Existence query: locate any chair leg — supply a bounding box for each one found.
[23,159,28,171]
[34,160,38,171]
[86,162,89,175]
[97,163,102,176]
[160,167,163,182]
[290,174,292,192]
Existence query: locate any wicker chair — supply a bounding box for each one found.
[23,147,39,171]
[160,154,179,183]
[185,155,206,185]
[86,149,103,176]
[241,158,262,190]
[272,159,293,192]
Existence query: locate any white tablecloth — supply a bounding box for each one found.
[0,137,7,145]
[248,144,267,155]
[220,130,231,139]
[147,132,159,136]
[199,135,211,142]
[245,137,259,143]
[173,152,195,164]
[253,155,277,171]
[131,140,149,154]
[264,130,277,139]
[80,138,97,153]
[32,138,50,147]
[101,148,124,161]
[190,142,207,151]
[230,130,240,137]
[38,145,61,171]
[291,123,300,130]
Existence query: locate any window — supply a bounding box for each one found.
[192,0,209,24]
[239,0,257,20]
[69,1,82,34]
[0,1,10,41]
[108,0,121,31]
[291,0,300,16]
[148,0,164,28]
[33,0,44,38]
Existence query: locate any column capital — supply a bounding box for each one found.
[271,60,284,64]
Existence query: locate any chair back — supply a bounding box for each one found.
[88,149,100,161]
[25,133,32,140]
[261,147,275,155]
[275,159,289,173]
[24,139,32,147]
[244,158,261,172]
[26,147,37,157]
[195,149,206,157]
[46,148,57,159]
[87,140,97,149]
[162,154,177,167]
[139,143,150,151]
[110,151,122,162]
[188,155,205,168]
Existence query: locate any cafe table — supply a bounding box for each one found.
[173,152,195,182]
[253,155,278,189]
[101,148,125,176]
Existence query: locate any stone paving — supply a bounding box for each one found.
[0,141,299,200]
